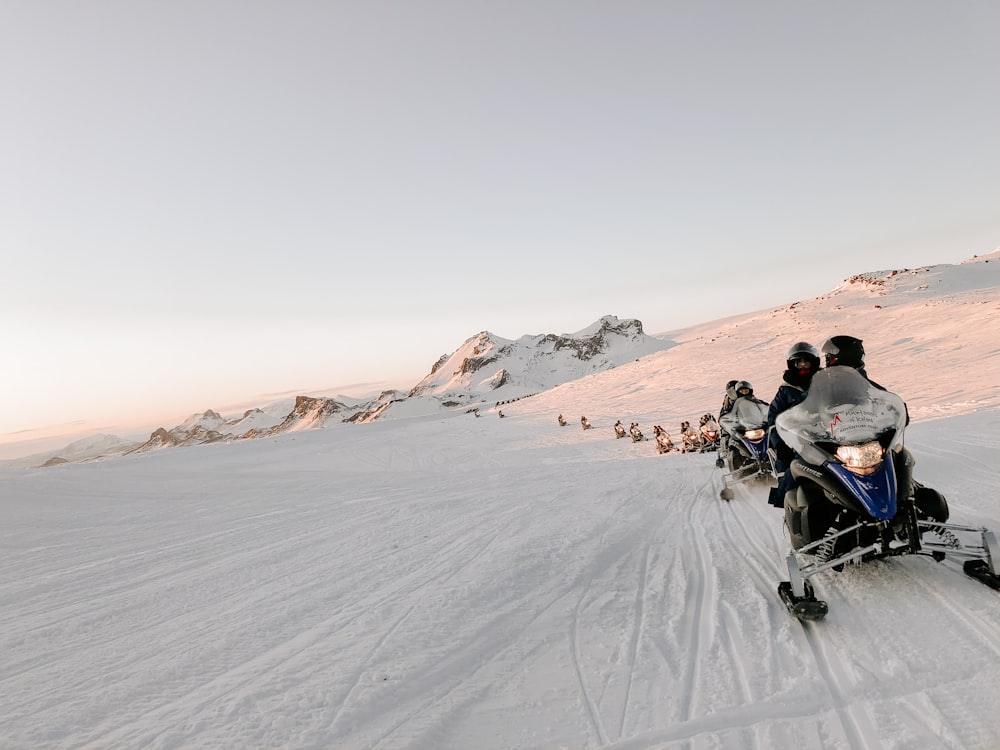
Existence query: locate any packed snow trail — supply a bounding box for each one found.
[1,410,998,749]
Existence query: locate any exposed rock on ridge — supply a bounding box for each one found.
[404,315,669,408]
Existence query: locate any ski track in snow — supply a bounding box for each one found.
[2,411,999,749]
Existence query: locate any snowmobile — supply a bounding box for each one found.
[698,415,721,452]
[679,422,701,453]
[581,416,592,430]
[773,367,1000,621]
[717,396,774,499]
[653,426,673,454]
[614,421,626,439]
[558,414,567,427]
[629,423,644,442]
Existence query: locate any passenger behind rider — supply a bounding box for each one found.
[718,379,739,421]
[822,335,887,389]
[821,335,948,521]
[732,381,766,405]
[766,342,822,508]
[718,380,762,456]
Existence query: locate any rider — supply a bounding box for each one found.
[718,380,768,453]
[822,335,890,392]
[718,380,739,420]
[820,335,947,521]
[766,342,822,508]
[725,380,768,414]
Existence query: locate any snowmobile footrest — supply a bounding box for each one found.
[778,581,828,621]
[963,560,1000,590]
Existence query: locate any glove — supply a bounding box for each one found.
[775,442,794,463]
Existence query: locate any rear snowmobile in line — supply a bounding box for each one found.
[774,367,1000,621]
[717,395,774,500]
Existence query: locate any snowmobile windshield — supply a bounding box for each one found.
[720,397,768,432]
[775,367,907,465]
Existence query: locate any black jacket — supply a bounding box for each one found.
[767,368,813,429]
[767,368,815,461]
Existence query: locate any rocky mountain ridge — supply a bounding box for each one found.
[405,315,668,403]
[14,315,664,467]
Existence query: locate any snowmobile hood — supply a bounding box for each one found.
[825,458,898,520]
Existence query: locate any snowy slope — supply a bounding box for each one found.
[1,406,997,749]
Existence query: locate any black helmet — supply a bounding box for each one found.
[822,335,865,368]
[735,380,753,397]
[786,341,821,373]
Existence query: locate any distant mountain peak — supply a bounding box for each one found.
[402,316,670,407]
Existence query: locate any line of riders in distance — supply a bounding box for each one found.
[558,413,720,454]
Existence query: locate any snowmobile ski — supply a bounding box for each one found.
[777,581,828,621]
[920,523,1000,591]
[963,560,1000,590]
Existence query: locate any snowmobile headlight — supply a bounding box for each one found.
[744,428,765,441]
[836,441,884,475]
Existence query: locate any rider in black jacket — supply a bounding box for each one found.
[767,342,822,508]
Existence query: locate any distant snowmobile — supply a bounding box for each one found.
[629,423,644,442]
[653,426,673,454]
[581,416,592,430]
[718,394,774,499]
[614,421,626,439]
[679,421,700,453]
[698,414,721,452]
[558,414,567,427]
[773,367,1000,620]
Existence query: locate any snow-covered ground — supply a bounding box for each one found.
[2,398,998,749]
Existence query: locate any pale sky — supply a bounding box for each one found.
[3,0,999,447]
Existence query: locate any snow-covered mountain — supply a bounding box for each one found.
[365,314,675,422]
[36,433,139,467]
[4,316,671,467]
[408,315,670,400]
[123,394,407,455]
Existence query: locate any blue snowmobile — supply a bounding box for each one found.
[774,367,999,620]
